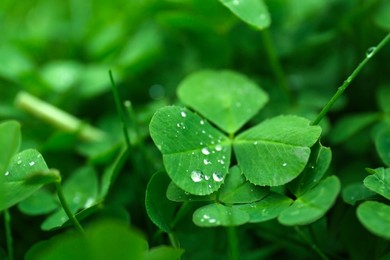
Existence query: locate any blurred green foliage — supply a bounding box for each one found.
[1,0,390,259]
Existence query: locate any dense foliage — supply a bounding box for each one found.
[1,0,390,259]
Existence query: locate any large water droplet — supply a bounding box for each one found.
[215,144,222,151]
[181,111,187,117]
[191,170,203,182]
[202,148,210,155]
[366,47,376,58]
[212,172,224,182]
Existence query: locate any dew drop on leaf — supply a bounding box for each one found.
[212,172,224,182]
[5,172,9,176]
[282,163,287,167]
[366,46,376,58]
[203,159,211,165]
[191,170,203,182]
[17,160,22,165]
[215,144,222,151]
[204,175,210,180]
[202,148,210,155]
[200,120,205,125]
[181,111,187,117]
[29,161,35,166]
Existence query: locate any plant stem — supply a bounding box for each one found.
[261,29,291,96]
[4,210,14,260]
[294,226,328,260]
[15,91,106,142]
[312,32,390,125]
[109,70,132,150]
[55,181,85,235]
[227,226,240,260]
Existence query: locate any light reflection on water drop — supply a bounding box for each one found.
[191,170,203,182]
[212,172,223,182]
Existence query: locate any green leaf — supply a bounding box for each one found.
[363,168,390,199]
[376,85,390,112]
[219,166,269,204]
[145,171,177,233]
[278,176,340,226]
[0,120,21,173]
[374,1,390,31]
[144,246,184,260]
[193,203,249,227]
[41,166,99,230]
[357,201,390,239]
[177,70,268,134]
[27,220,149,260]
[41,60,83,93]
[329,113,379,144]
[1,149,49,211]
[234,115,321,186]
[166,181,215,202]
[235,192,293,223]
[374,126,390,167]
[0,120,21,208]
[18,189,58,215]
[287,142,332,196]
[150,106,231,195]
[342,182,376,206]
[219,0,271,30]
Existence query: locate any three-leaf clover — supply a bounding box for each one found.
[150,70,321,196]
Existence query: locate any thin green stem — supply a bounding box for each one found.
[227,226,240,260]
[261,29,291,96]
[294,226,328,260]
[4,210,14,260]
[109,70,132,150]
[312,32,390,125]
[55,181,85,235]
[14,91,106,142]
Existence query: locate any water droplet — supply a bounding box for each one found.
[217,159,225,165]
[209,219,216,223]
[204,175,210,180]
[253,141,258,145]
[212,172,224,182]
[37,154,42,158]
[282,163,287,167]
[233,0,240,6]
[202,148,210,155]
[366,46,376,58]
[5,172,9,176]
[215,144,222,151]
[181,111,187,117]
[191,170,203,182]
[200,120,205,125]
[208,184,212,188]
[176,123,181,128]
[203,159,211,165]
[201,130,206,134]
[17,160,22,165]
[203,214,210,219]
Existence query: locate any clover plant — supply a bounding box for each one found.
[1,0,390,259]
